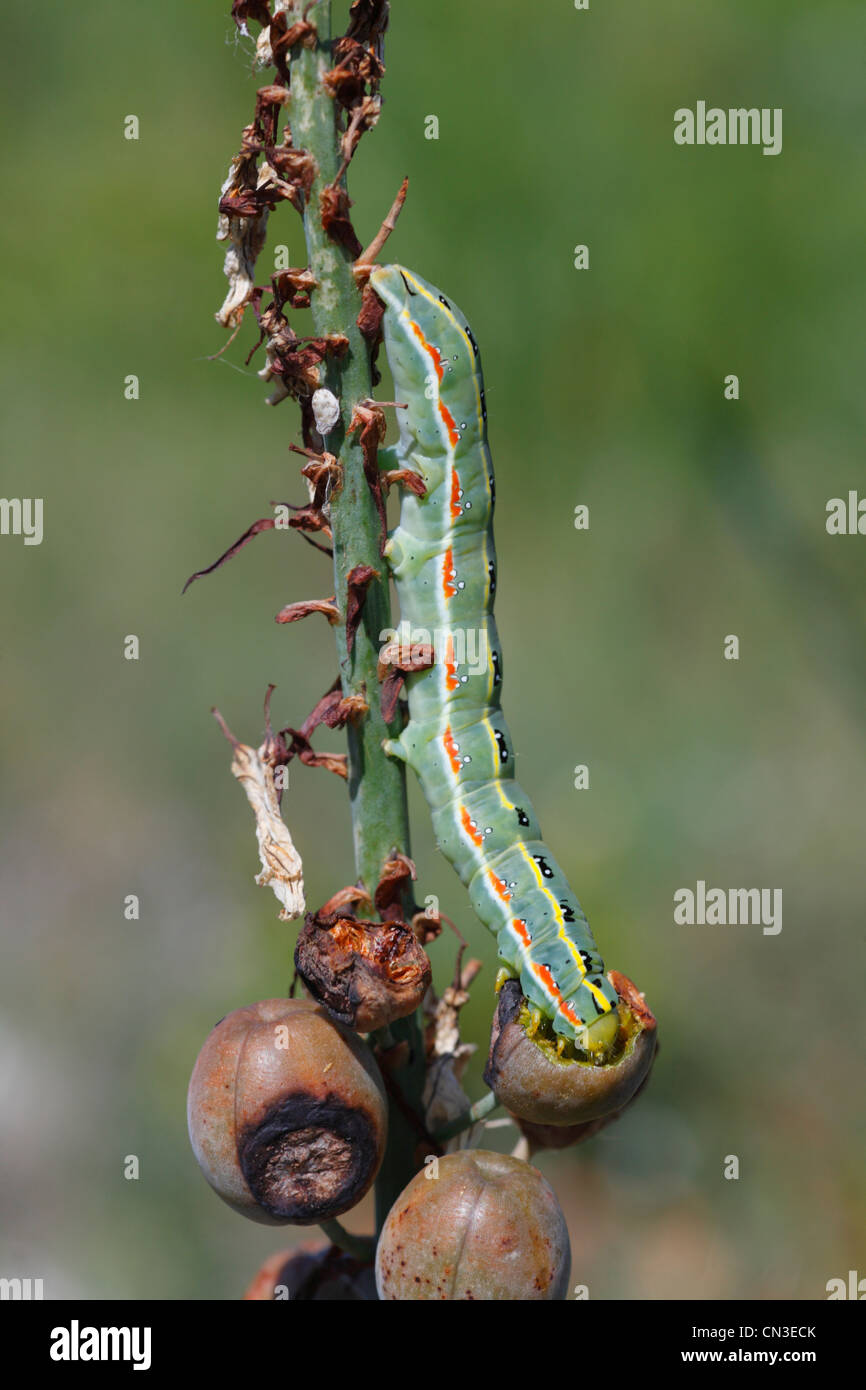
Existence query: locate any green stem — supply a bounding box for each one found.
[319,1218,376,1264]
[372,1013,429,1231]
[288,1,424,1232]
[290,1,408,896]
[434,1091,500,1143]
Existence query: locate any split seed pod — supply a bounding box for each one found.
[376,1150,571,1301]
[294,913,431,1032]
[188,998,387,1225]
[484,973,657,1127]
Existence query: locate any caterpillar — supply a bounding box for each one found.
[371,264,620,1062]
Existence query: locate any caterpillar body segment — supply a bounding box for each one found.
[371,263,620,1061]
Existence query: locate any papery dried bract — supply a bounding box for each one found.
[230,740,305,919]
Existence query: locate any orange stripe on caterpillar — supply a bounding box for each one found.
[444,634,459,691]
[530,961,583,1029]
[443,547,457,600]
[449,469,462,520]
[409,312,458,444]
[487,869,512,904]
[409,320,444,381]
[439,400,460,448]
[512,917,532,948]
[442,726,462,775]
[460,805,484,847]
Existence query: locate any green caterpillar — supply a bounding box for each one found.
[371,264,620,1061]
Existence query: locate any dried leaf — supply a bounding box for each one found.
[609,969,657,1030]
[377,638,434,680]
[215,162,269,329]
[182,517,276,594]
[282,728,348,780]
[383,467,426,498]
[374,852,417,919]
[229,741,305,921]
[320,184,363,258]
[348,403,388,552]
[345,563,378,654]
[275,596,339,625]
[356,283,385,341]
[300,679,367,738]
[379,670,404,725]
[232,0,272,33]
[355,176,409,277]
[272,266,317,308]
[345,0,390,44]
[319,884,375,917]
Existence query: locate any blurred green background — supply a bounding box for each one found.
[1,0,864,1299]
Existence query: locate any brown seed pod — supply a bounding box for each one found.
[243,1244,376,1301]
[376,1150,571,1300]
[187,998,387,1225]
[294,913,431,1032]
[512,1114,614,1154]
[484,974,657,1127]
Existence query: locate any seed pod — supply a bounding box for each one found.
[375,1150,571,1300]
[295,912,431,1032]
[244,1245,376,1301]
[484,974,657,1127]
[187,998,387,1225]
[512,1114,614,1154]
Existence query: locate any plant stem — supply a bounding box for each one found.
[288,1,424,1233]
[290,1,409,896]
[319,1218,376,1264]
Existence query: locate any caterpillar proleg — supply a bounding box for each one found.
[371,264,620,1062]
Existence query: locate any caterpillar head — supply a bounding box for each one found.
[576,1008,621,1061]
[369,264,477,387]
